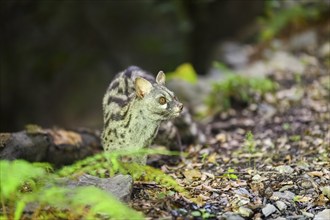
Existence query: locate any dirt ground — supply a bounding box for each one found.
[131,24,330,220]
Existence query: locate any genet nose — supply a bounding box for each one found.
[179,103,183,112]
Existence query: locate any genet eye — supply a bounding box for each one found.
[159,96,167,105]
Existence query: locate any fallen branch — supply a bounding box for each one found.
[0,125,102,167]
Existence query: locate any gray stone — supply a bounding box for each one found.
[222,212,245,220]
[271,191,295,201]
[234,188,252,197]
[262,204,278,217]
[65,174,133,202]
[314,209,330,220]
[275,201,287,211]
[238,207,253,217]
[275,165,294,174]
[288,30,317,51]
[319,42,330,58]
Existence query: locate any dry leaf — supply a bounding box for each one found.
[308,171,324,177]
[183,169,202,180]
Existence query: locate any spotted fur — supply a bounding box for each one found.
[102,66,183,164]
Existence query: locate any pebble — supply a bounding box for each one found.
[252,174,262,182]
[319,42,330,57]
[271,191,295,201]
[301,179,312,188]
[262,204,278,217]
[313,209,330,220]
[238,206,253,217]
[222,212,245,220]
[275,201,287,211]
[234,188,252,197]
[274,165,294,174]
[321,186,330,198]
[288,30,317,51]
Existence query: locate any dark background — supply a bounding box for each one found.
[1,0,264,132]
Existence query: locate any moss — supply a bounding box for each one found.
[207,62,277,113]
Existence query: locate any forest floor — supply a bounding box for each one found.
[1,18,328,220]
[131,26,330,219]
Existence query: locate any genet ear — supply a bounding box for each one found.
[156,71,166,85]
[135,77,153,98]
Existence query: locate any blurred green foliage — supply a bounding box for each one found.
[222,168,238,180]
[0,160,143,219]
[58,148,186,193]
[259,0,329,41]
[0,148,186,219]
[244,131,257,155]
[207,62,277,112]
[166,63,198,84]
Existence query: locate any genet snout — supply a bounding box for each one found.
[178,103,183,112]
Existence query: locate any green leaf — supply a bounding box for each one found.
[0,160,46,199]
[167,63,198,84]
[191,210,201,217]
[72,186,144,219]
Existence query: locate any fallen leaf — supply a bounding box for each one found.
[308,171,324,177]
[207,153,218,164]
[183,169,202,180]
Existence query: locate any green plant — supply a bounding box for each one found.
[222,168,238,180]
[59,148,187,194]
[1,148,186,219]
[259,0,327,41]
[289,135,301,142]
[0,160,143,220]
[244,131,256,154]
[191,208,215,219]
[166,63,198,84]
[207,62,276,112]
[282,123,291,131]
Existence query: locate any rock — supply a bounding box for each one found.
[271,191,295,201]
[268,51,305,74]
[65,174,133,202]
[234,188,252,197]
[301,179,313,189]
[264,187,274,198]
[219,41,251,69]
[258,103,277,121]
[313,209,330,220]
[288,30,317,52]
[237,197,250,206]
[252,174,262,181]
[320,186,330,199]
[262,204,278,217]
[238,206,253,217]
[302,211,314,218]
[222,212,245,220]
[319,42,330,58]
[275,201,287,211]
[274,165,294,174]
[23,174,133,213]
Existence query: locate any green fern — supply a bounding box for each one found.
[0,160,143,220]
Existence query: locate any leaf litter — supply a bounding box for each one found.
[131,24,329,219]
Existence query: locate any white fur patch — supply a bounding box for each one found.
[160,103,168,109]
